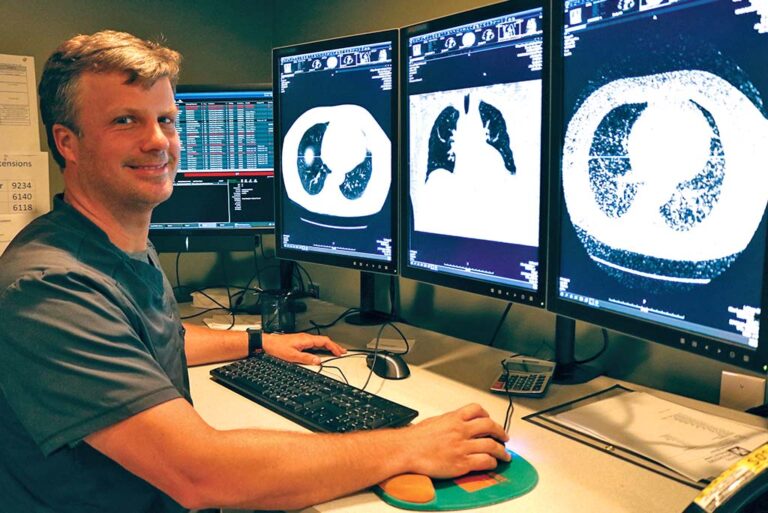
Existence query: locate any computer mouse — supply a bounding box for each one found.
[366,352,410,380]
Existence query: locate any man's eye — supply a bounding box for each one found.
[160,116,177,126]
[114,116,135,125]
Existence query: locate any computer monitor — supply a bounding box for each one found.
[548,0,768,377]
[400,0,549,308]
[149,84,275,253]
[273,30,399,323]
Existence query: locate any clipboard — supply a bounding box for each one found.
[523,385,707,489]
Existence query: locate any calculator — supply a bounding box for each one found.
[490,356,555,397]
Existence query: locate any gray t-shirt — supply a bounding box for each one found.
[0,195,190,512]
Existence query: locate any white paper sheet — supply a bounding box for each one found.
[553,390,768,482]
[0,152,50,255]
[0,54,40,152]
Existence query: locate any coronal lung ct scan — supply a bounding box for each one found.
[409,81,541,246]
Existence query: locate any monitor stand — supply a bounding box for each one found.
[345,271,391,326]
[552,315,602,385]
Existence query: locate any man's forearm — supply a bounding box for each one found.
[183,323,247,366]
[188,427,411,510]
[184,405,508,510]
[87,398,507,511]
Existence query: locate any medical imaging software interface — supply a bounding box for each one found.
[405,6,544,291]
[557,0,768,349]
[277,40,395,263]
[150,90,275,230]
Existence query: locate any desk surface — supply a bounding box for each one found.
[187,300,767,513]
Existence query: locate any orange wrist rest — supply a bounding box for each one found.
[378,474,436,503]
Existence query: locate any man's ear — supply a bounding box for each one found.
[52,124,79,166]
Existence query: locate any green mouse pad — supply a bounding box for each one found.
[374,451,538,511]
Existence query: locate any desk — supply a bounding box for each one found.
[188,300,767,513]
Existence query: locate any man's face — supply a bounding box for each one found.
[64,71,179,214]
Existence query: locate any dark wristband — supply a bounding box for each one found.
[246,327,263,356]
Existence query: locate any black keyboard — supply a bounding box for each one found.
[210,354,419,433]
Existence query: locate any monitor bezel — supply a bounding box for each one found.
[149,83,275,253]
[398,0,550,308]
[545,2,768,374]
[272,30,400,275]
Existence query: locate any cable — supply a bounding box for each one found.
[182,282,265,322]
[489,302,513,347]
[301,308,360,333]
[259,237,272,260]
[294,262,315,293]
[360,321,412,390]
[313,320,412,392]
[574,328,609,365]
[217,256,239,328]
[233,253,265,312]
[172,251,195,299]
[538,326,609,365]
[503,388,515,432]
[175,251,182,291]
[360,322,391,391]
[501,358,515,432]
[315,357,355,385]
[253,242,264,289]
[383,322,411,355]
[254,263,282,288]
[194,288,231,309]
[182,288,232,322]
[181,306,227,320]
[251,245,263,291]
[320,321,411,355]
[316,353,376,386]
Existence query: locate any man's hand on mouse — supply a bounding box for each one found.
[401,403,511,479]
[263,332,346,365]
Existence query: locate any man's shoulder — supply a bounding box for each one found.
[0,212,121,292]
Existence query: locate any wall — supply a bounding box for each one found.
[1,0,752,406]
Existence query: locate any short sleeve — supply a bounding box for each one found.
[0,268,183,456]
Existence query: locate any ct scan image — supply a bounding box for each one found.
[281,104,391,218]
[563,69,768,288]
[409,81,541,246]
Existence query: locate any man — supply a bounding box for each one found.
[0,30,510,512]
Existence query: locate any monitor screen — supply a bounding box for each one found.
[273,30,398,275]
[549,0,768,372]
[400,0,548,307]
[150,85,274,252]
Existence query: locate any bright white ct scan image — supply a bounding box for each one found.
[563,69,768,285]
[409,81,542,246]
[281,104,391,218]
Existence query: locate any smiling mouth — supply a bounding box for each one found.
[125,161,173,174]
[126,162,170,172]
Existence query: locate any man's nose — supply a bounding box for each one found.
[141,121,171,152]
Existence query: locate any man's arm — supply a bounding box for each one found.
[183,323,346,366]
[86,398,510,511]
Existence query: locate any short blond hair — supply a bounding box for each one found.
[39,30,182,168]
